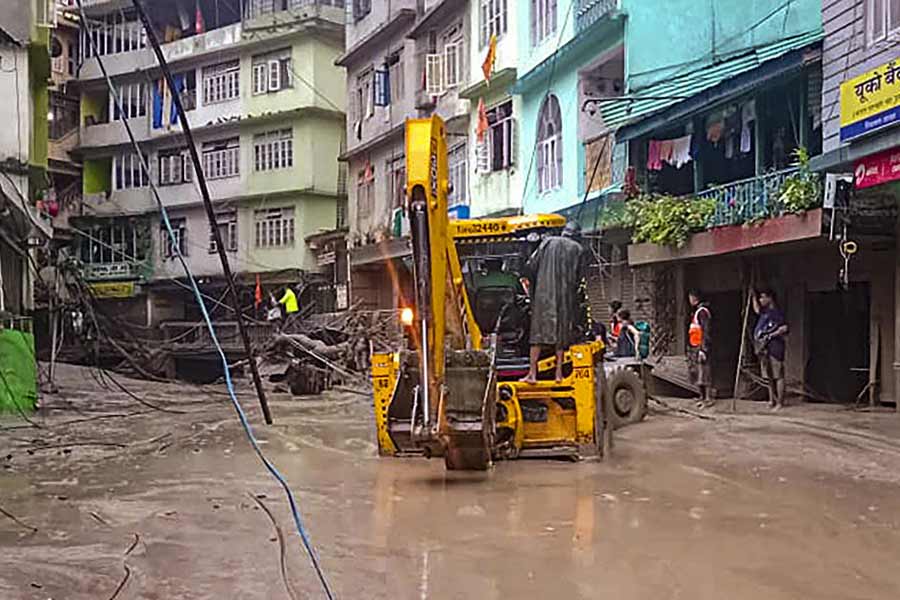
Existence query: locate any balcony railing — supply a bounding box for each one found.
[576,0,618,33]
[696,167,802,229]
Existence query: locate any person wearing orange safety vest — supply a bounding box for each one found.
[687,289,713,409]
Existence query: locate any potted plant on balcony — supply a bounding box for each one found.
[778,147,821,214]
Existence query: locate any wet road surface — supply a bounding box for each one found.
[2,365,900,599]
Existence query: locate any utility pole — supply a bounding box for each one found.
[129,0,273,424]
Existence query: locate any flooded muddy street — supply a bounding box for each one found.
[2,365,900,599]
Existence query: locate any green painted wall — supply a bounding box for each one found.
[311,39,346,113]
[239,193,336,271]
[243,39,316,117]
[83,158,111,194]
[621,0,822,91]
[28,26,50,198]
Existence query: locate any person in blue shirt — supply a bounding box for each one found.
[753,288,789,410]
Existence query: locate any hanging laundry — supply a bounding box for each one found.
[659,140,674,166]
[725,134,734,159]
[740,100,756,154]
[669,135,692,168]
[647,140,662,171]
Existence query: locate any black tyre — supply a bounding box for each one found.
[606,366,647,429]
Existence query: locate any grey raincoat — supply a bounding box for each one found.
[527,235,585,348]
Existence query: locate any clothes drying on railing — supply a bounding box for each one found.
[152,74,186,130]
[647,135,693,171]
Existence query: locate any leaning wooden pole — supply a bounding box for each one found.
[733,288,752,413]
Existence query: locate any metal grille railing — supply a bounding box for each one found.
[696,167,802,228]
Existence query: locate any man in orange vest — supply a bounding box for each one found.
[687,289,713,408]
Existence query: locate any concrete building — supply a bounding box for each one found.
[340,0,482,310]
[71,0,346,326]
[0,0,54,317]
[811,0,900,409]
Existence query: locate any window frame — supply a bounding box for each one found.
[477,99,515,173]
[158,147,194,186]
[480,0,508,48]
[201,137,241,180]
[202,59,240,105]
[253,129,294,172]
[160,217,188,259]
[531,0,558,46]
[536,94,562,193]
[254,207,296,249]
[251,49,293,95]
[448,142,469,205]
[208,210,238,253]
[113,152,150,190]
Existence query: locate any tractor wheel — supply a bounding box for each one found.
[606,366,647,429]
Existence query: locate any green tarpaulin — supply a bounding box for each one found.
[0,329,37,414]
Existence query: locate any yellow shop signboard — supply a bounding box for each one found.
[840,60,900,142]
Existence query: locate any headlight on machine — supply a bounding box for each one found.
[400,307,414,327]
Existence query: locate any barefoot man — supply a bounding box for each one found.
[522,221,585,383]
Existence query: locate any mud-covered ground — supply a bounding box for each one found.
[2,364,900,599]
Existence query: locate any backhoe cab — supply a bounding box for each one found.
[371,116,612,470]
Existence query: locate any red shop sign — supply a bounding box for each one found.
[854,147,900,189]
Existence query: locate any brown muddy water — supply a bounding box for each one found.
[2,365,900,599]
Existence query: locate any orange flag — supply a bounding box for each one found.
[482,34,497,83]
[254,274,263,308]
[476,97,489,142]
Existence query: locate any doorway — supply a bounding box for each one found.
[805,284,870,403]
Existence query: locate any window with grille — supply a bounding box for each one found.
[208,211,238,253]
[158,148,194,186]
[80,221,143,265]
[113,152,150,190]
[531,0,558,46]
[479,0,508,47]
[356,169,375,219]
[387,157,406,209]
[201,138,240,180]
[252,49,293,95]
[161,218,188,259]
[424,24,464,95]
[537,94,562,193]
[203,60,240,105]
[112,81,146,120]
[355,69,374,121]
[80,13,145,59]
[253,129,294,172]
[448,143,468,205]
[868,0,900,43]
[254,207,295,248]
[477,99,515,172]
[388,52,404,104]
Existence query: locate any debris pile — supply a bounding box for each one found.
[261,308,403,396]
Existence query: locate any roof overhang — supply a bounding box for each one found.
[335,9,416,67]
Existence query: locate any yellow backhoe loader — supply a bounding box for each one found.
[371,116,614,470]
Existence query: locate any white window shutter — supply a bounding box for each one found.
[425,54,443,96]
[268,59,281,91]
[443,43,460,88]
[253,63,267,94]
[509,119,518,168]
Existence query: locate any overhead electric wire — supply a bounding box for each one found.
[78,2,334,597]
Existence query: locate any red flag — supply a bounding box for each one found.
[195,2,205,34]
[254,274,263,308]
[476,97,489,142]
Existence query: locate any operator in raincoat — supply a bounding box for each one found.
[522,221,586,383]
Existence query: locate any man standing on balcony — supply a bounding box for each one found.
[753,288,789,411]
[687,290,713,409]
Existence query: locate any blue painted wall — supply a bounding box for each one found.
[622,0,822,91]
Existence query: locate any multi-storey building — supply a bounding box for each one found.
[812,0,900,408]
[340,0,471,310]
[72,0,346,325]
[0,0,54,316]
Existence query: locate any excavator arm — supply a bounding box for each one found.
[406,116,492,469]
